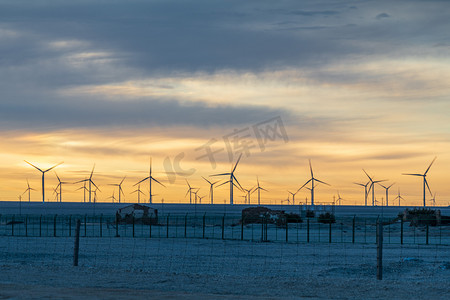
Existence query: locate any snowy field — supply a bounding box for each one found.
[0,236,449,299]
[1,202,449,299]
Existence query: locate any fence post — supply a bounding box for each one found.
[376,220,383,280]
[221,215,225,240]
[166,214,170,238]
[11,215,15,236]
[39,215,42,237]
[184,214,187,238]
[285,217,288,243]
[352,216,355,243]
[149,219,152,238]
[100,214,103,238]
[25,216,28,237]
[69,215,72,237]
[73,219,81,267]
[115,214,120,237]
[400,218,404,245]
[329,221,332,243]
[307,218,310,243]
[84,215,87,237]
[54,214,57,237]
[132,215,135,238]
[241,217,244,241]
[202,214,206,239]
[426,223,429,245]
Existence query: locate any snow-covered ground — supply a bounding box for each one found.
[0,236,449,299]
[2,201,449,217]
[1,202,449,299]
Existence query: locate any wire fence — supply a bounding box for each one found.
[1,214,449,245]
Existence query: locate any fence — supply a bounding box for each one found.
[1,214,448,245]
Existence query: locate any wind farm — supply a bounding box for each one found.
[1,156,445,210]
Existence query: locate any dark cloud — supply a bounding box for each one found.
[376,13,390,20]
[0,94,289,131]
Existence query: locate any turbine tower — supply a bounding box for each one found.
[336,190,344,206]
[402,157,436,207]
[251,177,268,205]
[135,158,165,204]
[109,177,126,203]
[378,182,395,207]
[75,165,100,203]
[76,179,88,203]
[243,186,255,205]
[288,188,301,205]
[108,191,117,203]
[185,180,198,204]
[363,170,386,206]
[353,181,370,206]
[202,176,220,204]
[299,160,329,206]
[393,188,405,206]
[25,161,63,203]
[131,184,145,203]
[22,179,35,202]
[55,172,70,202]
[211,153,243,205]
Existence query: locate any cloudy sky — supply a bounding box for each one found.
[1,0,449,206]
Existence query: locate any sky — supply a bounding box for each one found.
[0,0,449,206]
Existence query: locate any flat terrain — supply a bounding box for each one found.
[1,236,449,299]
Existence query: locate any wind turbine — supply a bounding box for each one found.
[430,192,436,206]
[299,160,330,206]
[54,172,70,202]
[393,188,405,206]
[135,158,165,204]
[22,179,35,202]
[76,179,88,203]
[202,176,220,204]
[211,153,243,205]
[131,184,145,203]
[378,182,395,207]
[25,161,63,203]
[363,170,386,206]
[353,181,370,206]
[198,194,206,204]
[109,177,126,203]
[288,188,300,205]
[402,157,436,207]
[53,187,60,202]
[185,179,198,204]
[336,190,344,206]
[251,177,268,205]
[75,165,100,203]
[107,191,117,203]
[243,186,255,205]
[92,186,99,203]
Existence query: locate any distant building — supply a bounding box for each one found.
[116,204,158,225]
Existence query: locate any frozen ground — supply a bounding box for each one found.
[2,201,449,217]
[0,236,449,299]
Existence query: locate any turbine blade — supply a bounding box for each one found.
[299,179,312,190]
[24,161,43,172]
[424,156,437,175]
[424,178,432,196]
[314,178,330,186]
[362,169,372,181]
[309,159,313,177]
[217,181,230,188]
[202,176,212,185]
[402,173,423,176]
[44,162,63,173]
[185,179,191,188]
[233,175,243,191]
[211,173,231,176]
[134,177,149,186]
[151,177,166,187]
[232,153,243,173]
[120,176,126,185]
[90,164,96,179]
